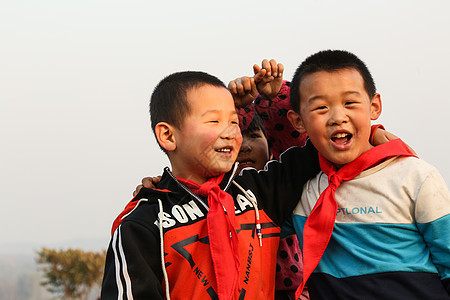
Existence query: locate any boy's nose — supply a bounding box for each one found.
[328,108,349,126]
[220,124,239,139]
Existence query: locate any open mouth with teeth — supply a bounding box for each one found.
[216,147,232,153]
[331,132,352,145]
[237,158,256,171]
[238,159,254,165]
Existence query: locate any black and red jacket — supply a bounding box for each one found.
[101,142,319,300]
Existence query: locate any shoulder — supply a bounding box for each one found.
[124,197,160,221]
[392,157,450,221]
[386,156,443,183]
[355,156,449,197]
[113,195,163,235]
[394,156,436,170]
[369,156,449,218]
[359,156,439,181]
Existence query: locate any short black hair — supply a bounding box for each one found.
[289,50,376,113]
[150,71,226,150]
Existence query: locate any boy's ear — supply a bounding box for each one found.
[370,94,382,120]
[154,122,177,152]
[287,109,307,134]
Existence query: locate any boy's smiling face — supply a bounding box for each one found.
[291,68,382,167]
[171,84,242,183]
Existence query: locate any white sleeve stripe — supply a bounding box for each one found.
[112,228,124,299]
[118,227,134,299]
[120,198,149,221]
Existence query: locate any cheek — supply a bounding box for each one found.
[255,140,270,159]
[200,129,221,146]
[236,131,243,147]
[302,115,321,135]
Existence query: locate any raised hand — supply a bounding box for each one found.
[228,69,266,108]
[253,59,284,100]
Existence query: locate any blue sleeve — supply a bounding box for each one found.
[417,214,450,293]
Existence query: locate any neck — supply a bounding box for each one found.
[172,171,208,184]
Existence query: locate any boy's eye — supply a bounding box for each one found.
[208,120,219,123]
[314,106,327,111]
[250,133,261,138]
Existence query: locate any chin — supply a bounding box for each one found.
[334,156,360,167]
[324,151,359,167]
[212,164,234,176]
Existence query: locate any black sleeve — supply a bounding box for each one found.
[101,220,164,300]
[444,277,450,295]
[233,140,320,226]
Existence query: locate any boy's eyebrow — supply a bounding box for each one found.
[201,109,221,117]
[305,95,326,104]
[201,109,238,117]
[307,91,362,103]
[342,91,362,96]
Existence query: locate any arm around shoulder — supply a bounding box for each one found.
[235,140,319,225]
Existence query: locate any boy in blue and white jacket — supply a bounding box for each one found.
[286,50,450,299]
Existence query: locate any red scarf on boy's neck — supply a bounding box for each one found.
[295,139,416,300]
[178,174,240,300]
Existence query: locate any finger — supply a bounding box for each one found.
[384,131,416,154]
[248,77,258,95]
[133,184,143,197]
[269,59,278,77]
[241,77,253,92]
[253,68,266,83]
[277,63,284,78]
[253,64,261,75]
[142,177,154,188]
[250,77,259,95]
[236,81,246,96]
[234,77,250,96]
[261,59,271,76]
[384,131,399,141]
[228,80,238,94]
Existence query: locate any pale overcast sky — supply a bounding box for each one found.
[1,0,449,252]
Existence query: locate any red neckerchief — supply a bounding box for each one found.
[295,139,416,299]
[178,174,240,300]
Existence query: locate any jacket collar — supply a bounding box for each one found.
[134,163,240,202]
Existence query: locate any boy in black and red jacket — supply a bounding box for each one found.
[101,70,320,299]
